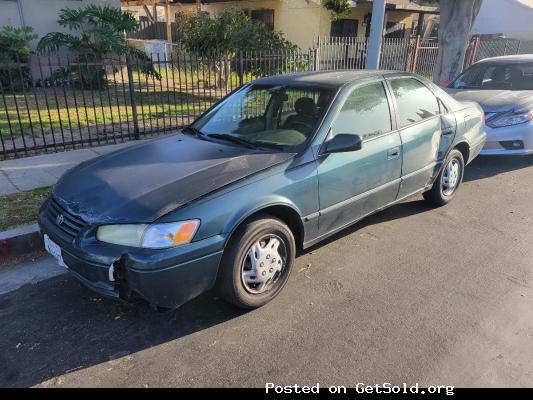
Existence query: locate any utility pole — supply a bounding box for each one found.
[366,0,386,69]
[165,0,172,44]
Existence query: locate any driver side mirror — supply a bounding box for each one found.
[324,134,363,154]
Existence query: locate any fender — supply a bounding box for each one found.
[222,196,306,247]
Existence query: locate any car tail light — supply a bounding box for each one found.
[440,79,451,87]
[482,113,486,125]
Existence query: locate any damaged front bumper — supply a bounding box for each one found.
[38,200,226,309]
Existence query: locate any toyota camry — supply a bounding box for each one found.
[39,71,486,309]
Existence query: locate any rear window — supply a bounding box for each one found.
[389,78,440,128]
[450,62,533,90]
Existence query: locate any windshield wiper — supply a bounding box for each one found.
[206,133,257,149]
[182,126,204,137]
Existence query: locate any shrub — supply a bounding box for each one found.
[323,0,352,20]
[174,9,298,85]
[37,5,159,88]
[0,26,37,91]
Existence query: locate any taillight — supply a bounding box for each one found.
[482,113,486,125]
[440,79,451,87]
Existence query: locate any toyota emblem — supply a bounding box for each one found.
[56,214,64,226]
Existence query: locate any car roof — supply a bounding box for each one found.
[477,54,533,64]
[252,70,409,89]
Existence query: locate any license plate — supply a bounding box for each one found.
[44,234,67,268]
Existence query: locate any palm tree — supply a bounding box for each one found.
[37,5,159,87]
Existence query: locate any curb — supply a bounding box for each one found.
[0,223,43,265]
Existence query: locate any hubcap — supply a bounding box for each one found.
[442,157,461,196]
[241,235,285,294]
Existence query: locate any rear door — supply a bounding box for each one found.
[386,77,443,198]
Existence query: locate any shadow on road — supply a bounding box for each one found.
[0,276,244,387]
[464,154,533,182]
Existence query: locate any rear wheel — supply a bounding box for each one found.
[217,215,296,309]
[423,149,465,206]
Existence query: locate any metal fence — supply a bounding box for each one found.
[2,35,532,159]
[0,49,312,159]
[315,36,439,79]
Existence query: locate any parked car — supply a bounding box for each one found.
[39,71,486,310]
[446,54,533,155]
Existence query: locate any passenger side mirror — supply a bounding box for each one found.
[324,134,362,154]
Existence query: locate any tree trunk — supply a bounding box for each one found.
[434,0,483,84]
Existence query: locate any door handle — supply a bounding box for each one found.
[387,147,400,159]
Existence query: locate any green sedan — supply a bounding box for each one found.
[39,71,486,310]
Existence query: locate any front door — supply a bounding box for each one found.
[317,81,402,236]
[386,77,443,198]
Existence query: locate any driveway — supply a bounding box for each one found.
[1,155,532,388]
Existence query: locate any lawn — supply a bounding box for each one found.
[0,65,237,140]
[0,187,51,231]
[0,87,215,138]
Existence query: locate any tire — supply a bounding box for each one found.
[423,149,465,206]
[217,215,296,309]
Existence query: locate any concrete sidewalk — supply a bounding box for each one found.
[0,141,141,196]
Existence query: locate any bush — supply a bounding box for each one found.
[323,0,352,20]
[174,9,298,85]
[175,9,297,57]
[37,5,159,88]
[0,26,37,91]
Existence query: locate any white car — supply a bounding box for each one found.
[446,54,533,155]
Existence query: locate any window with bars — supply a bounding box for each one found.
[330,19,358,38]
[250,9,275,32]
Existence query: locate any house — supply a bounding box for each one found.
[122,0,197,21]
[121,0,439,50]
[0,0,121,45]
[473,0,533,39]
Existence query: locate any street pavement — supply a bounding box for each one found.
[1,155,532,388]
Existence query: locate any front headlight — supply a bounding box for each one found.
[488,110,533,128]
[96,220,200,249]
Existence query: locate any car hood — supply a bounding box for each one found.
[446,89,533,113]
[53,133,295,224]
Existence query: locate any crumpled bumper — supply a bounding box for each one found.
[38,202,227,309]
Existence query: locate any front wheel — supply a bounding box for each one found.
[216,215,296,309]
[423,149,465,206]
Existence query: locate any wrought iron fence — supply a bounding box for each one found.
[0,49,312,159]
[2,35,532,159]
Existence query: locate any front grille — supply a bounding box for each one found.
[47,198,86,239]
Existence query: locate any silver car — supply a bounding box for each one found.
[446,54,533,155]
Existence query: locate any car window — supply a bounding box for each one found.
[332,82,392,139]
[390,78,440,128]
[193,84,335,150]
[450,62,533,90]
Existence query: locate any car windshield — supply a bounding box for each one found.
[191,84,336,151]
[449,61,533,90]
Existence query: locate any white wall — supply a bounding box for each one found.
[0,0,21,27]
[473,0,533,39]
[0,0,121,46]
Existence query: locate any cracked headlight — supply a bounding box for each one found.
[488,110,533,128]
[96,220,200,248]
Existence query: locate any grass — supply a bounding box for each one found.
[0,186,51,231]
[0,64,238,139]
[0,62,298,141]
[0,87,215,138]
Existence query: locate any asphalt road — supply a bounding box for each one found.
[1,155,533,388]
